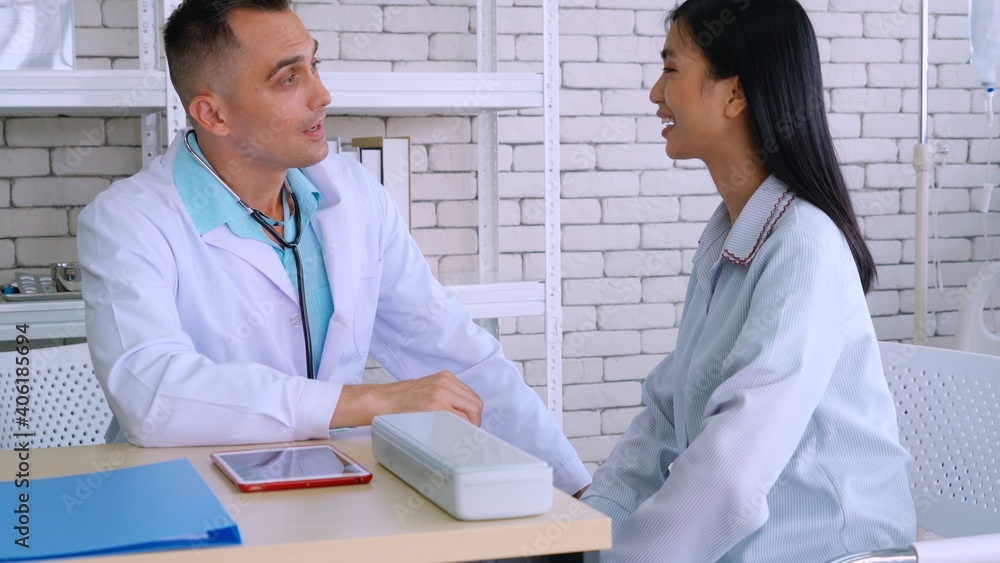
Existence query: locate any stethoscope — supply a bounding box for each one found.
[183,130,315,380]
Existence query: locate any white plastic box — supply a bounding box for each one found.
[371,411,553,521]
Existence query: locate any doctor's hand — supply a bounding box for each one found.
[330,371,484,429]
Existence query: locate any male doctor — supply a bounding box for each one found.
[77,0,590,496]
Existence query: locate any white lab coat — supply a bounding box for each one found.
[78,131,590,494]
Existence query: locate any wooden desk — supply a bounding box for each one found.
[13,428,611,562]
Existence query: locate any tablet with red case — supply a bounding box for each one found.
[211,444,373,492]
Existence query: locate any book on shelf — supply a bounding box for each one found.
[351,136,412,230]
[357,145,383,187]
[328,137,359,161]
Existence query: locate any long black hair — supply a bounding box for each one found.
[670,0,877,293]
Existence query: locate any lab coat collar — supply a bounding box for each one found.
[160,130,349,309]
[173,132,254,237]
[201,227,298,303]
[165,130,291,303]
[172,132,321,240]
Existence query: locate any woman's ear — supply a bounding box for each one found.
[724,77,748,119]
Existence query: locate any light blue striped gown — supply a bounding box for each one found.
[582,176,916,562]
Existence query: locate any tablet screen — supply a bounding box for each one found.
[215,445,368,484]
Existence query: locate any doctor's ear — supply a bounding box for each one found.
[188,94,231,136]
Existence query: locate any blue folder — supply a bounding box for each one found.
[0,458,241,561]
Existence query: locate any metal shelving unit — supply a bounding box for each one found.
[0,281,544,340]
[0,71,544,116]
[0,0,564,423]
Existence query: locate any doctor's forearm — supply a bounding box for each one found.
[329,373,484,429]
[329,384,379,428]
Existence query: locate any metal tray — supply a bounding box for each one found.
[0,291,83,302]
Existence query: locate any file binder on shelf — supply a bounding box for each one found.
[0,458,240,561]
[357,145,383,185]
[329,136,359,161]
[351,136,412,230]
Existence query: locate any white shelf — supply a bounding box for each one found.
[0,281,544,341]
[0,70,542,116]
[322,72,542,115]
[448,281,545,318]
[0,70,167,115]
[0,299,86,341]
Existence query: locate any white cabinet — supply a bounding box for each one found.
[0,0,564,423]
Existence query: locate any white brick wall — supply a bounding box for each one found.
[6,118,106,146]
[0,149,49,176]
[73,0,102,27]
[295,5,383,31]
[562,252,605,279]
[383,6,470,33]
[13,178,110,207]
[0,0,990,471]
[101,0,138,27]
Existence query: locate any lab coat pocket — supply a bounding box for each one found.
[354,259,384,356]
[360,259,383,280]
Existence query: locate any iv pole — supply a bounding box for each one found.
[913,0,932,345]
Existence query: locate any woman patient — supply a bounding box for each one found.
[581,0,916,561]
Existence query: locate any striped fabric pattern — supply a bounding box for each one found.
[582,177,916,562]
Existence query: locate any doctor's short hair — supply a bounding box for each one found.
[163,0,291,109]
